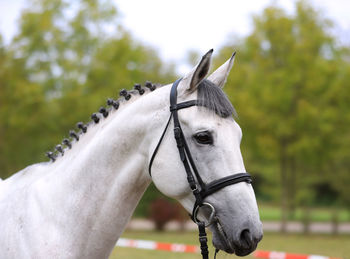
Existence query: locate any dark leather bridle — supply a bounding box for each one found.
[149,79,252,259]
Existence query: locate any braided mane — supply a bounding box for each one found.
[46,81,159,162]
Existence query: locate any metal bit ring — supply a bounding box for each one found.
[193,202,216,227]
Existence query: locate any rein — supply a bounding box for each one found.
[149,79,252,259]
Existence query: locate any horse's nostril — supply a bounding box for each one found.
[239,229,253,249]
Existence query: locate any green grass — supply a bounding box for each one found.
[110,230,350,259]
[258,204,350,222]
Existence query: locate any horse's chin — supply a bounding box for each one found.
[210,221,235,254]
[212,235,258,257]
[211,221,258,257]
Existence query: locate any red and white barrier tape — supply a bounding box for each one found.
[116,238,199,253]
[254,250,343,259]
[115,238,342,259]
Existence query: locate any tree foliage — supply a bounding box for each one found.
[0,0,175,179]
[216,1,350,225]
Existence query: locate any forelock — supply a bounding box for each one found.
[197,79,237,118]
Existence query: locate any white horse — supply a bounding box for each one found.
[0,50,262,258]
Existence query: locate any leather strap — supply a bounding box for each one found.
[200,173,252,200]
[170,100,199,112]
[198,222,209,259]
[148,114,172,176]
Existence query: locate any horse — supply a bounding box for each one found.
[0,49,263,258]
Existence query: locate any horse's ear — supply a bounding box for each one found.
[207,52,236,88]
[180,49,213,93]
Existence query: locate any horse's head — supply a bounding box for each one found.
[150,50,263,256]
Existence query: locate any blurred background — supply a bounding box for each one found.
[0,0,349,258]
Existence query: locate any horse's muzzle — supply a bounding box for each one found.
[211,220,263,256]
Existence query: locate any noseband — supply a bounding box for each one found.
[149,79,252,259]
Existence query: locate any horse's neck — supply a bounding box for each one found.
[37,87,169,257]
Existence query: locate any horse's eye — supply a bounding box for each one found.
[193,131,213,145]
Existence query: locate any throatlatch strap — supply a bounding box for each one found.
[148,114,172,176]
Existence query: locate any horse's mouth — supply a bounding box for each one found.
[211,218,259,256]
[211,218,235,254]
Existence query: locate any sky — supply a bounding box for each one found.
[0,0,349,73]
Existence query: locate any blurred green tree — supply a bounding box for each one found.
[0,35,48,176]
[216,0,350,230]
[0,0,176,179]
